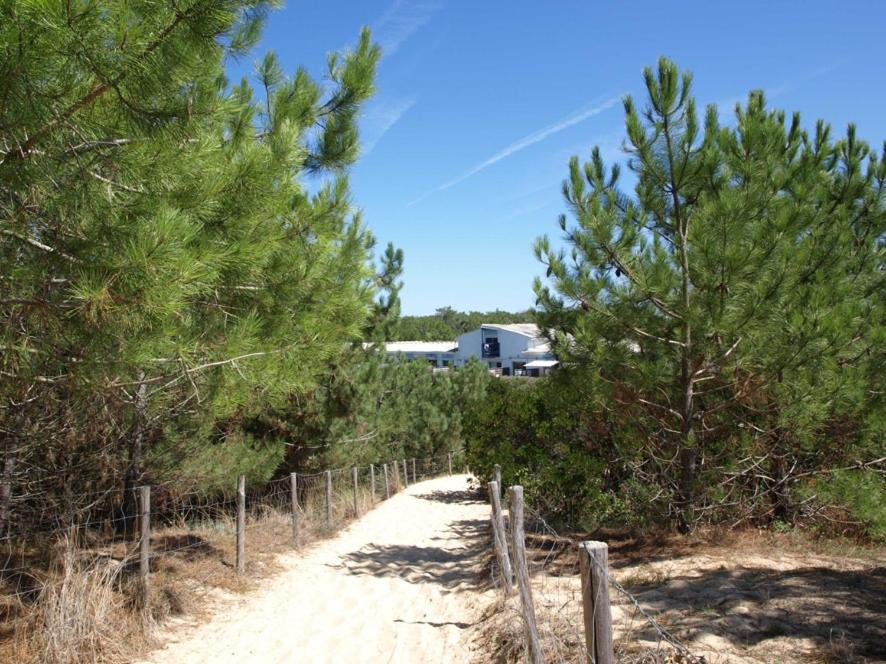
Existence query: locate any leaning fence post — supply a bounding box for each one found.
[383,463,391,499]
[509,485,543,664]
[448,452,453,476]
[352,467,359,517]
[236,474,246,574]
[579,541,614,664]
[139,485,151,593]
[488,480,513,593]
[324,470,332,527]
[290,473,300,547]
[370,464,376,503]
[401,459,408,487]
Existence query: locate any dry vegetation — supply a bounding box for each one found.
[0,474,389,664]
[475,528,886,664]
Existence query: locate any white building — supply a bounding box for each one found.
[385,324,558,377]
[383,340,458,368]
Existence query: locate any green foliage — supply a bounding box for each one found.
[526,57,884,536]
[0,1,390,520]
[802,471,886,540]
[253,352,493,473]
[394,307,535,340]
[464,375,648,531]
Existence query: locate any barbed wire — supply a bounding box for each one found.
[511,496,705,663]
[1,449,463,604]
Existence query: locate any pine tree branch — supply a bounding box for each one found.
[0,229,79,263]
[0,5,195,165]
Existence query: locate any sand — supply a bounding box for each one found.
[139,474,491,664]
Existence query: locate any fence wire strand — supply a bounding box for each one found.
[488,490,706,664]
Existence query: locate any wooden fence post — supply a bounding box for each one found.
[494,464,502,496]
[325,470,332,527]
[139,485,150,591]
[509,486,543,664]
[412,457,417,483]
[352,467,359,517]
[384,463,391,499]
[448,452,453,476]
[236,474,245,574]
[488,480,513,593]
[370,464,376,503]
[579,541,614,664]
[402,459,408,487]
[391,459,399,490]
[290,473,300,547]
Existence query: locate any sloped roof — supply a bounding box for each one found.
[385,341,458,353]
[481,323,540,338]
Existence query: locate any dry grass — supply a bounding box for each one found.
[474,526,886,664]
[1,476,404,664]
[8,538,146,664]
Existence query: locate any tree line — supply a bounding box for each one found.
[393,307,535,341]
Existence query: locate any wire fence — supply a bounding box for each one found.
[486,476,707,664]
[0,450,461,610]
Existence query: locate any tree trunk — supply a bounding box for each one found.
[119,374,147,540]
[0,408,24,538]
[0,453,15,538]
[768,430,791,523]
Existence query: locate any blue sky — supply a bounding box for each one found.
[234,1,885,315]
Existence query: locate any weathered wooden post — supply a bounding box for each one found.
[488,480,513,593]
[324,470,332,527]
[290,472,300,547]
[383,463,391,499]
[579,541,614,664]
[352,466,359,517]
[236,474,246,574]
[391,459,399,490]
[494,464,502,496]
[139,485,151,591]
[448,452,453,476]
[370,464,376,503]
[509,486,543,664]
[401,459,408,487]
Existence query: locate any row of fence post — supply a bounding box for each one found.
[135,453,457,596]
[488,472,614,664]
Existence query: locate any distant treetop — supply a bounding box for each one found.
[391,307,535,341]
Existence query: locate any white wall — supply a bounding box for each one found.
[455,329,482,364]
[498,329,532,365]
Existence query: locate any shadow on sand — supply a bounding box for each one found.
[340,487,490,592]
[620,563,886,660]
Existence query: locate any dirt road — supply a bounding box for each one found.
[140,474,491,664]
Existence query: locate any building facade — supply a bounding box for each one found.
[385,324,558,377]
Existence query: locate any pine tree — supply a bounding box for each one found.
[534,58,884,531]
[0,1,383,530]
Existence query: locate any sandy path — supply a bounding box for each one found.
[140,474,490,664]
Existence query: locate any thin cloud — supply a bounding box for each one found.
[715,60,846,116]
[408,95,621,206]
[501,200,552,222]
[374,0,443,57]
[361,96,418,156]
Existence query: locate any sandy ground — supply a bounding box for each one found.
[139,474,491,664]
[503,531,886,664]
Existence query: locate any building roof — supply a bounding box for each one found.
[520,342,552,356]
[384,341,458,353]
[480,323,540,338]
[524,359,559,368]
